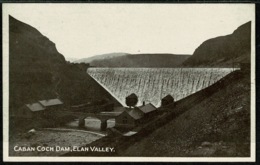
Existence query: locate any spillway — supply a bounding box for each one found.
[87,68,236,107]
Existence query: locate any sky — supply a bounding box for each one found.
[3,4,254,59]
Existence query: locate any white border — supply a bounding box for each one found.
[2,3,256,162]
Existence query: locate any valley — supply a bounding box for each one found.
[7,15,252,158]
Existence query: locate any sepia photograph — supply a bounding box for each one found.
[2,3,255,162]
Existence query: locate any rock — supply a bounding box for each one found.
[28,129,36,133]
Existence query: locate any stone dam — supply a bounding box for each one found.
[87,68,236,107]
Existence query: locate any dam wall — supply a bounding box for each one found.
[87,68,236,107]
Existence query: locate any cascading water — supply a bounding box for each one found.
[87,68,236,107]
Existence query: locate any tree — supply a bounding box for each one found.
[125,93,138,108]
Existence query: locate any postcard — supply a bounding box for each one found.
[2,3,256,162]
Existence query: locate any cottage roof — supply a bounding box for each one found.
[162,95,174,102]
[138,103,157,113]
[39,98,63,107]
[26,103,46,112]
[126,93,138,99]
[125,108,144,120]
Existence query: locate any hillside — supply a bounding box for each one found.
[75,53,190,67]
[74,52,129,64]
[182,21,251,67]
[65,70,250,157]
[122,71,250,157]
[9,15,121,113]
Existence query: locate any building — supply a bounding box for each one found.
[116,93,158,128]
[115,103,157,128]
[17,103,46,118]
[16,98,63,118]
[138,103,157,117]
[39,98,63,112]
[115,107,144,128]
[161,95,174,107]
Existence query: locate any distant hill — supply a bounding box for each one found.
[9,16,121,112]
[182,21,251,67]
[74,52,129,64]
[76,53,190,67]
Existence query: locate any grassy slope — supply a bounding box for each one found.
[121,71,250,157]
